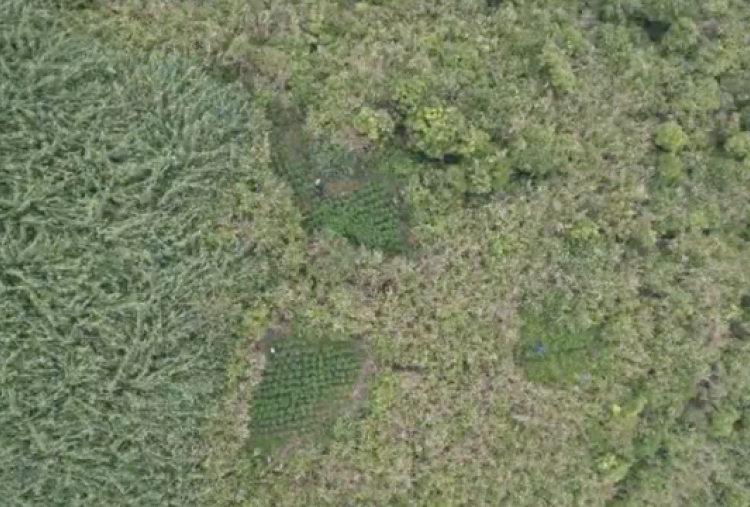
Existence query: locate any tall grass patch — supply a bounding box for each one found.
[0,3,269,505]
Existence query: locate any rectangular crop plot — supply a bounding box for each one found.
[248,330,366,456]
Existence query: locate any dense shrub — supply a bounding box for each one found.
[725,132,750,160]
[5,0,750,505]
[654,121,688,152]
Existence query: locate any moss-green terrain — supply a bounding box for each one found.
[2,0,750,505]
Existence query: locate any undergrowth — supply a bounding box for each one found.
[5,0,750,506]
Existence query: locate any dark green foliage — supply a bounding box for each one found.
[306,177,411,254]
[0,4,268,505]
[515,302,613,386]
[268,103,411,253]
[741,106,750,131]
[57,0,101,9]
[248,331,364,456]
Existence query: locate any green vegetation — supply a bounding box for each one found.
[0,2,292,505]
[515,298,615,386]
[248,328,364,457]
[267,104,411,254]
[3,0,750,506]
[726,132,750,160]
[654,121,688,152]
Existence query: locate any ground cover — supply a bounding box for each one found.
[3,0,750,505]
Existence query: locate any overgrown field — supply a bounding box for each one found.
[0,2,300,505]
[2,0,750,506]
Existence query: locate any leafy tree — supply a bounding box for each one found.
[654,121,688,152]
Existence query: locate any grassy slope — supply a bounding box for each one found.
[5,0,750,506]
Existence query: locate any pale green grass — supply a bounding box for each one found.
[0,2,292,505]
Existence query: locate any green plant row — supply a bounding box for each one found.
[248,330,364,457]
[267,102,412,254]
